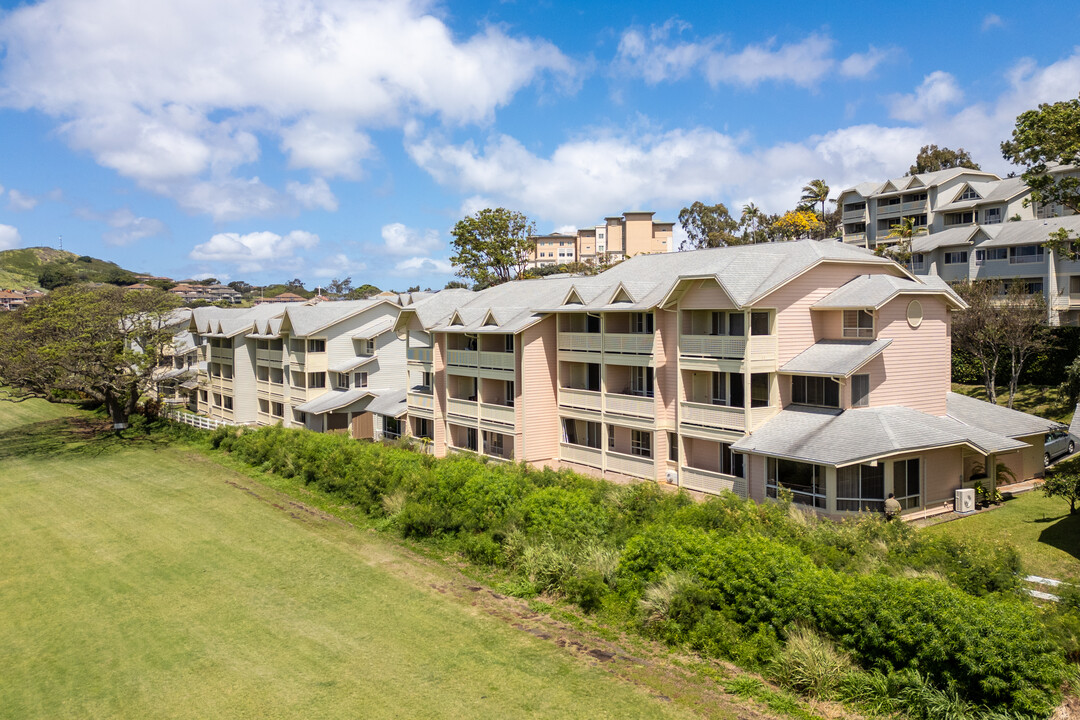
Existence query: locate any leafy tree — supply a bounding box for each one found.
[38,264,78,289]
[327,276,354,297]
[286,278,306,290]
[952,280,1005,403]
[739,203,769,244]
[999,283,1049,408]
[799,179,830,237]
[228,280,253,294]
[449,208,535,286]
[677,201,740,249]
[770,209,822,240]
[0,284,182,427]
[1001,94,1080,257]
[1043,460,1080,514]
[907,144,981,175]
[444,280,470,289]
[346,283,381,300]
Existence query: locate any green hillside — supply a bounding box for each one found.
[0,247,140,290]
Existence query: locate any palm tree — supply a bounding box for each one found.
[875,217,928,265]
[741,202,762,242]
[799,179,830,238]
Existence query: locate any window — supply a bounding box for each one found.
[199,390,208,402]
[223,396,233,410]
[893,458,921,510]
[911,253,925,271]
[944,212,974,226]
[563,419,602,448]
[958,187,980,201]
[1009,245,1045,264]
[792,375,841,408]
[852,374,870,408]
[1001,278,1044,295]
[1071,276,1080,294]
[358,338,375,355]
[414,417,433,440]
[843,201,866,212]
[766,458,825,508]
[272,402,284,418]
[631,430,652,458]
[213,393,222,407]
[309,372,326,389]
[335,372,350,390]
[843,310,874,338]
[719,442,744,477]
[307,339,325,353]
[710,372,727,405]
[464,427,478,451]
[504,334,514,353]
[750,311,770,336]
[296,411,307,425]
[1037,202,1060,219]
[984,207,1002,224]
[944,251,968,265]
[420,371,433,390]
[354,371,368,388]
[711,311,744,337]
[750,373,770,408]
[668,432,678,462]
[608,425,615,450]
[630,366,654,397]
[837,463,885,512]
[484,431,504,457]
[290,339,304,353]
[975,248,1007,265]
[631,312,654,334]
[505,380,515,407]
[259,398,270,414]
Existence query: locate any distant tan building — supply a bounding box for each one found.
[255,292,307,305]
[0,289,26,311]
[528,211,674,269]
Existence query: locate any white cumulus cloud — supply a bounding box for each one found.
[0,0,575,219]
[888,71,964,122]
[394,256,454,276]
[310,252,366,279]
[286,178,339,212]
[189,229,319,272]
[0,224,21,249]
[102,208,168,246]
[7,189,38,211]
[380,222,443,256]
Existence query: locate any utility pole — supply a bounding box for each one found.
[58,235,63,252]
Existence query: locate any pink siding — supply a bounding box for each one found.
[920,447,965,507]
[871,296,951,416]
[520,317,559,464]
[679,279,736,310]
[432,333,448,457]
[655,307,679,428]
[998,433,1045,483]
[746,454,767,502]
[758,262,901,364]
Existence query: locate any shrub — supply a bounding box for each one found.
[563,570,607,613]
[769,626,854,699]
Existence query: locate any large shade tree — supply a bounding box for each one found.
[450,208,535,287]
[0,284,182,427]
[907,144,981,175]
[677,201,741,249]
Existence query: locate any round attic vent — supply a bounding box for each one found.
[907,299,923,328]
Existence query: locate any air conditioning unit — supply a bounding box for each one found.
[955,488,976,514]
[666,469,679,485]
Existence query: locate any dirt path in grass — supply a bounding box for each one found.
[194,448,860,720]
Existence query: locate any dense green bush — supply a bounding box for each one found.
[210,425,1071,716]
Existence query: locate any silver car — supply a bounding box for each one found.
[1044,427,1075,467]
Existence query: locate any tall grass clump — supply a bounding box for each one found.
[210,425,1072,717]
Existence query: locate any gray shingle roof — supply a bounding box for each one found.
[911,225,980,252]
[812,274,966,310]
[366,389,408,418]
[293,388,376,415]
[284,298,395,337]
[328,355,378,374]
[779,339,891,377]
[870,168,1000,197]
[352,317,394,339]
[946,392,1057,438]
[731,405,1027,466]
[189,303,300,337]
[975,215,1080,249]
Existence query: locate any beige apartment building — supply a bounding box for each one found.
[529,211,674,268]
[397,240,1055,517]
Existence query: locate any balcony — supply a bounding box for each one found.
[408,347,433,364]
[901,200,927,213]
[843,232,866,245]
[679,335,746,358]
[680,401,745,432]
[603,333,654,355]
[557,332,602,353]
[842,208,866,222]
[256,380,285,401]
[209,347,232,363]
[478,351,514,371]
[447,349,478,367]
[290,389,307,405]
[407,391,434,411]
[559,387,602,412]
[290,350,306,367]
[606,450,655,479]
[480,402,516,427]
[447,397,478,420]
[680,466,747,499]
[255,348,283,364]
[604,392,655,419]
[559,442,602,469]
[876,202,902,217]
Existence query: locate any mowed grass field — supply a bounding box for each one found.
[0,400,692,720]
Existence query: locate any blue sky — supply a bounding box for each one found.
[0,0,1078,290]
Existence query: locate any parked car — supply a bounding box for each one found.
[1044,426,1075,467]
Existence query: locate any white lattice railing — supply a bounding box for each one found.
[679,335,746,358]
[606,450,655,479]
[559,443,603,468]
[559,387,602,411]
[605,392,655,418]
[166,409,234,430]
[680,466,746,498]
[680,401,745,431]
[558,332,603,352]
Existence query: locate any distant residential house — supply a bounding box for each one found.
[124,283,156,291]
[254,292,307,305]
[0,289,26,311]
[167,283,242,305]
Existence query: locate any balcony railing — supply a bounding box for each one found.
[680,401,746,431]
[749,335,778,362]
[901,200,927,213]
[290,350,306,366]
[876,203,901,216]
[559,387,602,411]
[447,349,478,367]
[842,209,866,221]
[605,392,655,418]
[478,351,514,370]
[407,391,434,410]
[209,347,232,362]
[606,450,655,479]
[408,347,433,363]
[679,335,746,358]
[559,442,603,469]
[603,333,654,355]
[557,332,603,352]
[680,466,746,498]
[447,397,478,419]
[480,402,516,426]
[255,348,283,364]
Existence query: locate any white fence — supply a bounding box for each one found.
[166,409,235,430]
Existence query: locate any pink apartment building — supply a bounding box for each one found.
[397,240,1055,517]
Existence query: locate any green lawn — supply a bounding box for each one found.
[952,383,1074,424]
[924,490,1080,582]
[0,400,693,720]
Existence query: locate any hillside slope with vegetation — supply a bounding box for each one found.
[0,247,139,290]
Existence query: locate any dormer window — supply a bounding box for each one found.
[843,310,873,339]
[958,187,980,201]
